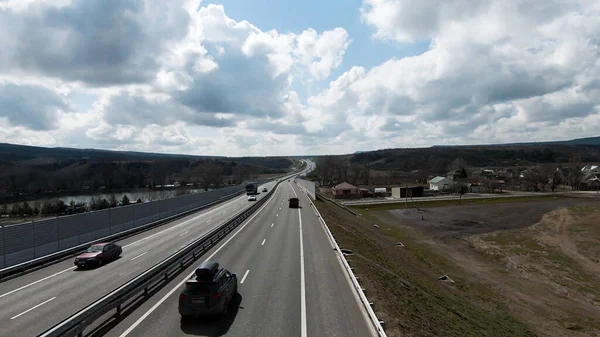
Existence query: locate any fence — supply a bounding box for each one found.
[0,180,268,269]
[295,178,316,200]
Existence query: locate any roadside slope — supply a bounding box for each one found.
[313,196,536,337]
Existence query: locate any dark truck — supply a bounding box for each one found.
[288,197,299,208]
[178,261,238,319]
[245,181,259,195]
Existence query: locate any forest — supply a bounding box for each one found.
[0,143,293,204]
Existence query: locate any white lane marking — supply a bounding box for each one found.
[207,219,212,223]
[0,267,75,299]
[130,252,147,261]
[241,269,250,284]
[292,186,308,337]
[279,207,281,210]
[122,194,244,248]
[179,231,189,237]
[271,223,274,228]
[261,239,266,246]
[119,184,279,337]
[11,297,56,319]
[276,213,279,217]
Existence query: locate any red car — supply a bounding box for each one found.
[74,242,122,268]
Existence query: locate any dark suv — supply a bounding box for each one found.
[289,197,299,208]
[179,261,238,318]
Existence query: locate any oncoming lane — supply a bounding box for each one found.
[0,181,277,337]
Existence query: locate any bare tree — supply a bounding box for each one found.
[522,168,541,192]
[550,169,564,192]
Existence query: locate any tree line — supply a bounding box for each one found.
[310,151,596,192]
[0,194,142,218]
[0,157,291,204]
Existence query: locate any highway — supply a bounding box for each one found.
[0,181,277,337]
[103,179,375,337]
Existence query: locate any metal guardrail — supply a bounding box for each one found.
[37,172,300,337]
[302,187,387,337]
[0,188,246,281]
[315,192,358,216]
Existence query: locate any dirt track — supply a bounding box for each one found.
[316,195,600,337]
[388,197,599,239]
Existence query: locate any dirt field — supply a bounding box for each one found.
[315,195,600,337]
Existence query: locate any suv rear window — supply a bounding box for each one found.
[195,269,214,281]
[185,282,214,295]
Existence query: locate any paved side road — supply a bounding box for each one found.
[0,182,276,337]
[104,182,375,337]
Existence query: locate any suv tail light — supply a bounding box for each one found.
[179,293,188,301]
[212,291,222,300]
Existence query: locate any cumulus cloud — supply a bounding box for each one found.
[295,28,351,80]
[0,0,190,86]
[333,0,600,143]
[0,0,599,156]
[0,83,69,130]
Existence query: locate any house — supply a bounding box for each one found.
[581,165,599,173]
[469,182,483,193]
[488,180,506,191]
[359,188,372,197]
[392,186,425,198]
[428,176,453,191]
[331,182,360,199]
[580,172,600,190]
[473,168,497,179]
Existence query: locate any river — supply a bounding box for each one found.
[1,188,212,210]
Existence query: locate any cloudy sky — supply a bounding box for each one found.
[0,0,599,156]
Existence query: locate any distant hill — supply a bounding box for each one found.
[432,136,600,148]
[0,143,220,163]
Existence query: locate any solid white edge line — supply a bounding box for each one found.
[291,185,308,337]
[118,183,280,337]
[0,267,76,299]
[240,269,250,284]
[296,183,381,337]
[261,239,266,246]
[130,252,147,261]
[10,297,56,319]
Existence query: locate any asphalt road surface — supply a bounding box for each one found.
[0,181,276,337]
[104,180,375,337]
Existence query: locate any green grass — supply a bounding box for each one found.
[567,205,600,213]
[321,205,536,337]
[350,195,561,211]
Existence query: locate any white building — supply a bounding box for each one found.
[428,176,453,191]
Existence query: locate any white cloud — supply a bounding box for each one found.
[295,28,351,80]
[0,0,599,156]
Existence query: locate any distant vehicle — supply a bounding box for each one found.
[74,242,122,268]
[245,181,259,195]
[179,261,238,318]
[247,195,257,201]
[289,197,299,208]
[262,187,267,192]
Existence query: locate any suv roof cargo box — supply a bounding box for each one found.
[195,261,219,280]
